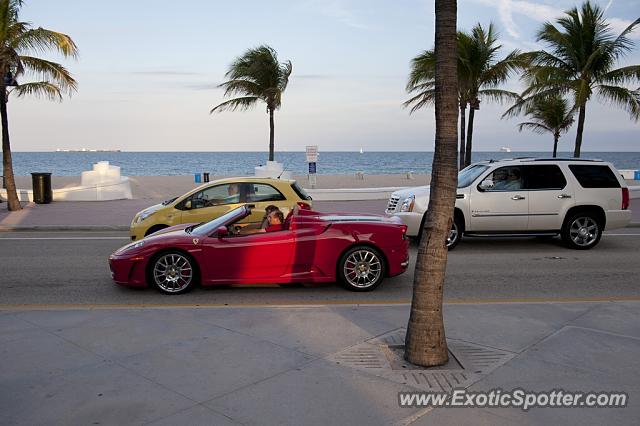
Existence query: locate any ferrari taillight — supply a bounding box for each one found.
[622,188,630,210]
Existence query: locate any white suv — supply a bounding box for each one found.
[386,158,632,249]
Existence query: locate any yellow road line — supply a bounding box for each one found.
[1,296,639,311]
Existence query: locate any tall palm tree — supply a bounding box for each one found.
[404,0,458,367]
[1,0,77,211]
[404,44,471,169]
[515,1,639,157]
[516,94,575,157]
[461,23,522,167]
[404,23,522,168]
[211,45,292,162]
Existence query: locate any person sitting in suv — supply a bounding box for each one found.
[494,168,522,191]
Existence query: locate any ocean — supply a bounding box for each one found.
[6,151,640,176]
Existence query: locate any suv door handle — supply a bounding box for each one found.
[557,194,572,199]
[511,195,526,200]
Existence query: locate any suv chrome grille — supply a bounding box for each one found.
[386,196,400,213]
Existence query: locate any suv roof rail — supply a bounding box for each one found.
[526,158,603,162]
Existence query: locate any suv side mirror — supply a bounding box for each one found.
[216,225,229,238]
[479,179,494,191]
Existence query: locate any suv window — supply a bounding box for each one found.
[246,184,286,203]
[188,183,243,209]
[458,164,489,188]
[569,165,621,188]
[479,166,523,191]
[523,165,567,190]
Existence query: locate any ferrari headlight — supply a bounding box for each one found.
[399,195,415,212]
[117,240,145,254]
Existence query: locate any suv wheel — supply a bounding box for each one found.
[561,212,602,250]
[447,216,463,250]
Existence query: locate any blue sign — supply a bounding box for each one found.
[308,162,317,174]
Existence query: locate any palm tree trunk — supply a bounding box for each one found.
[573,104,586,158]
[1,86,21,211]
[459,102,466,169]
[553,133,559,158]
[268,108,275,162]
[404,0,457,368]
[464,107,475,167]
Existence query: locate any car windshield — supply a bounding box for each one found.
[458,164,489,188]
[189,206,247,236]
[162,197,178,206]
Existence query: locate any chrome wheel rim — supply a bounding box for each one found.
[153,253,193,293]
[569,217,598,247]
[446,222,459,247]
[343,249,382,288]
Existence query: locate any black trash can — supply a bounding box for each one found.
[203,172,210,183]
[31,172,53,204]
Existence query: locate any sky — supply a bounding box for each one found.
[9,0,640,152]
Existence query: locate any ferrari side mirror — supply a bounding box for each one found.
[216,226,229,238]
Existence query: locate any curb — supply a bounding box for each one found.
[0,225,129,232]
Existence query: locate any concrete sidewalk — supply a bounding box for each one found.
[1,301,638,425]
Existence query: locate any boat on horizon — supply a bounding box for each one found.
[55,148,121,153]
[359,147,364,154]
[500,147,512,153]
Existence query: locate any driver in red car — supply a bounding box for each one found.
[264,210,284,232]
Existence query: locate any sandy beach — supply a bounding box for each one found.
[11,174,431,200]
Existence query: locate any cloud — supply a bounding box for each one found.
[471,0,639,40]
[294,74,333,79]
[131,71,201,76]
[184,82,220,90]
[297,0,369,30]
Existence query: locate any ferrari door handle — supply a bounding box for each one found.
[557,194,572,199]
[511,195,526,200]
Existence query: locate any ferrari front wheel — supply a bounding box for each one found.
[338,246,386,292]
[150,252,196,295]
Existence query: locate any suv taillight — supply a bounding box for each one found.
[401,225,408,240]
[622,188,630,210]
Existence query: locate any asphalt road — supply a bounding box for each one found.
[1,229,639,307]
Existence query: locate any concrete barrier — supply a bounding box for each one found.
[305,187,409,201]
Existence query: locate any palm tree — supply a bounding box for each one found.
[404,44,471,169]
[404,23,522,168]
[404,0,458,367]
[516,94,575,157]
[1,0,77,211]
[516,1,639,157]
[211,45,292,162]
[461,23,522,167]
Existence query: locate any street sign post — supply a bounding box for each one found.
[306,145,318,188]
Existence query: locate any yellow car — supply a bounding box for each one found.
[130,177,313,241]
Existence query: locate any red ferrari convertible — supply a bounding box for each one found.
[109,205,409,294]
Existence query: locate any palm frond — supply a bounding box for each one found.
[600,65,640,86]
[13,27,78,58]
[402,90,435,113]
[210,96,260,113]
[477,88,520,105]
[596,85,640,121]
[11,81,62,101]
[18,56,77,94]
[517,122,552,134]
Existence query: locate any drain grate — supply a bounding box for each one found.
[327,328,515,392]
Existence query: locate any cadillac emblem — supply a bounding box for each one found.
[192,238,199,245]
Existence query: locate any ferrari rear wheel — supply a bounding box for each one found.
[338,246,386,292]
[150,252,195,294]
